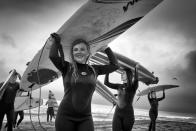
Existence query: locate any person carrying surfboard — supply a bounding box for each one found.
[49,33,119,131]
[0,71,21,131]
[104,64,139,131]
[148,89,165,131]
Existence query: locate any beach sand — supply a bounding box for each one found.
[2,118,196,131]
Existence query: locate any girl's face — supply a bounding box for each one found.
[121,71,127,83]
[151,92,156,98]
[72,43,90,64]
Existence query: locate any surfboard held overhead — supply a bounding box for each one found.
[20,0,164,92]
[137,84,179,96]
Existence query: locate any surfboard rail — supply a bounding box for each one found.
[91,51,158,85]
[137,84,179,96]
[96,80,117,105]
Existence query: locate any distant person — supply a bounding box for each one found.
[0,71,21,131]
[45,94,55,122]
[104,64,139,131]
[49,33,118,131]
[148,90,165,131]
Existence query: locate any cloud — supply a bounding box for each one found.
[161,50,196,113]
[174,50,196,85]
[0,60,8,82]
[0,33,16,47]
[135,0,196,48]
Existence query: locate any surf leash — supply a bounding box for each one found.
[29,89,37,131]
[35,38,49,131]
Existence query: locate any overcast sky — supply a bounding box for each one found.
[0,0,196,114]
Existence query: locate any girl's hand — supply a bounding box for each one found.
[50,33,61,44]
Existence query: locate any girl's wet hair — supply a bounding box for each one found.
[123,68,133,86]
[71,39,90,51]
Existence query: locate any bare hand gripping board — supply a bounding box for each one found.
[20,0,163,91]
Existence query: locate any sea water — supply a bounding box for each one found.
[24,99,196,124]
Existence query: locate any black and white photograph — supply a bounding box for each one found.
[0,0,196,131]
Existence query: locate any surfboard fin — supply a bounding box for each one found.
[123,0,140,12]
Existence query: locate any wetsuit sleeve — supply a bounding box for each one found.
[49,36,69,74]
[133,65,139,91]
[127,65,139,93]
[148,92,152,101]
[92,47,119,75]
[158,90,165,101]
[104,73,121,90]
[0,82,3,89]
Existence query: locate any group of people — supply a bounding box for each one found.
[49,33,165,131]
[0,32,165,131]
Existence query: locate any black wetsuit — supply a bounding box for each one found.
[49,42,118,131]
[14,111,24,127]
[104,68,138,131]
[148,92,165,131]
[0,82,19,131]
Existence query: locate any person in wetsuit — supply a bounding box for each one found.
[0,71,21,131]
[148,90,165,131]
[104,64,139,131]
[49,33,119,131]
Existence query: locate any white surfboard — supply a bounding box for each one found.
[48,91,58,116]
[14,96,43,111]
[0,69,17,100]
[96,80,118,105]
[137,84,179,96]
[91,51,158,85]
[20,0,163,91]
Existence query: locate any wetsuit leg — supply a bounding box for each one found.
[148,121,152,131]
[112,110,122,131]
[77,117,94,131]
[0,109,5,130]
[13,112,18,127]
[152,113,157,131]
[6,109,14,131]
[47,108,49,122]
[55,115,76,131]
[149,109,157,131]
[123,114,135,131]
[17,111,24,126]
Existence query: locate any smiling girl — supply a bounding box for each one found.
[49,33,119,131]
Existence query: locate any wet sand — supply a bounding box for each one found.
[2,119,196,131]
